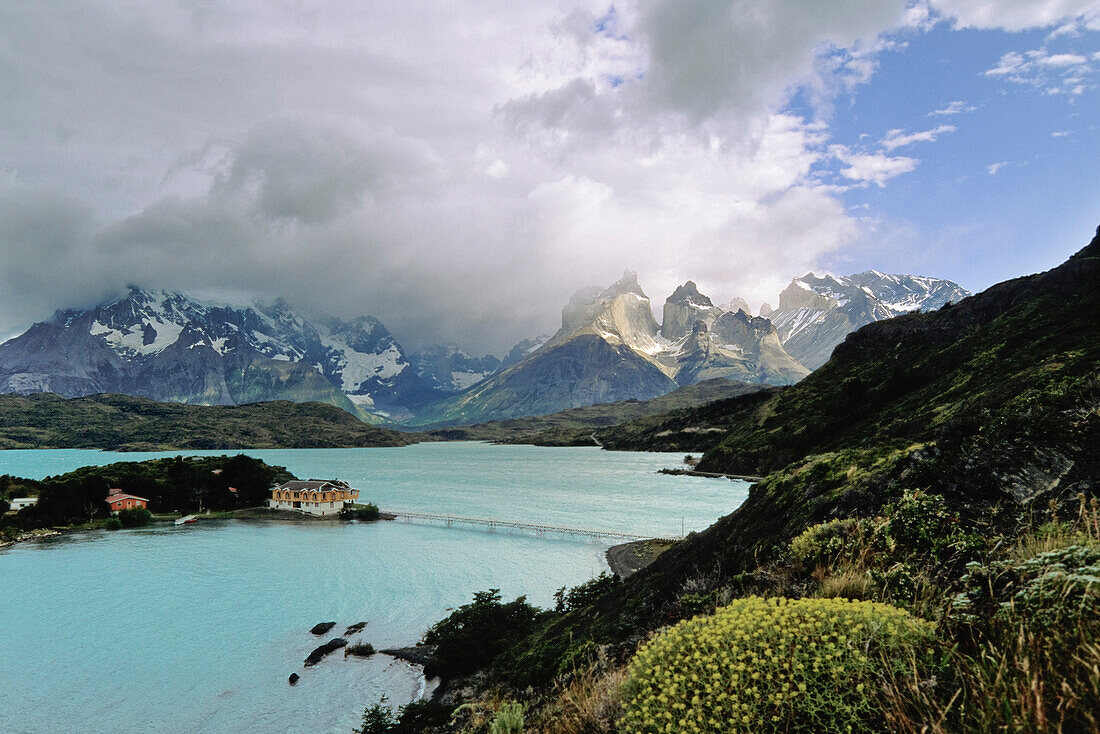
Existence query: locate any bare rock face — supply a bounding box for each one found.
[559,270,661,348]
[720,297,752,317]
[662,284,809,387]
[310,621,336,635]
[662,282,724,340]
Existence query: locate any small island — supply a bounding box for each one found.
[0,454,366,544]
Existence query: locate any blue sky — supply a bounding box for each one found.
[0,1,1097,352]
[806,21,1099,290]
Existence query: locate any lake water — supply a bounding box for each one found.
[0,443,748,733]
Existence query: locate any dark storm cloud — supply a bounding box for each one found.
[5,1,1084,352]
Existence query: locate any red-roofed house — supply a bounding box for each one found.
[105,491,150,515]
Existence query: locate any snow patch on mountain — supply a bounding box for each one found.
[6,286,434,419]
[769,271,970,369]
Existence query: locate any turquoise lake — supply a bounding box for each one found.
[0,443,749,733]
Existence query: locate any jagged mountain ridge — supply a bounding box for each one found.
[410,343,501,394]
[770,270,970,369]
[0,288,436,420]
[0,263,968,425]
[410,271,808,425]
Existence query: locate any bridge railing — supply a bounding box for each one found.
[383,509,679,543]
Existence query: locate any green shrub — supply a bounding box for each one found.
[354,696,396,734]
[553,572,619,612]
[620,596,935,734]
[881,491,984,569]
[103,518,123,531]
[393,700,452,732]
[118,507,152,528]
[789,519,860,564]
[937,544,1100,732]
[346,502,380,521]
[352,696,453,734]
[952,544,1100,629]
[345,642,376,658]
[422,589,539,680]
[489,701,525,734]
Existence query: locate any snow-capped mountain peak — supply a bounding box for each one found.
[769,271,970,369]
[0,287,435,420]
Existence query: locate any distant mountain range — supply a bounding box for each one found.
[410,271,809,425]
[0,289,435,422]
[769,271,970,369]
[0,268,967,424]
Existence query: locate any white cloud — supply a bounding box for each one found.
[0,1,934,352]
[881,125,957,150]
[928,101,977,116]
[985,47,1097,95]
[930,1,1100,32]
[987,161,1009,174]
[1040,53,1090,67]
[832,147,919,187]
[1051,130,1074,137]
[632,0,909,120]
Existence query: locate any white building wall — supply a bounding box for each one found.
[267,498,351,516]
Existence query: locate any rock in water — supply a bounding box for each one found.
[310,621,336,635]
[288,673,300,686]
[304,638,347,667]
[344,621,367,635]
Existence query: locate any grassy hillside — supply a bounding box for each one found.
[586,385,780,453]
[0,393,418,450]
[392,229,1100,733]
[421,378,766,445]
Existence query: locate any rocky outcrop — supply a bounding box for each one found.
[382,645,437,667]
[664,287,809,387]
[662,282,724,340]
[304,637,347,667]
[310,621,336,635]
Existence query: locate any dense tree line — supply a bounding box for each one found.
[0,455,295,529]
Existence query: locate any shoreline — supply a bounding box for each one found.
[657,467,763,482]
[605,537,676,577]
[0,506,390,548]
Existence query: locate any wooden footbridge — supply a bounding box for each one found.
[383,509,679,543]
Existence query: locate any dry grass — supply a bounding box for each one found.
[877,502,1100,734]
[881,620,1100,734]
[531,665,625,734]
[1010,494,1100,561]
[816,565,874,600]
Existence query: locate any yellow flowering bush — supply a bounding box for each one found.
[620,596,934,733]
